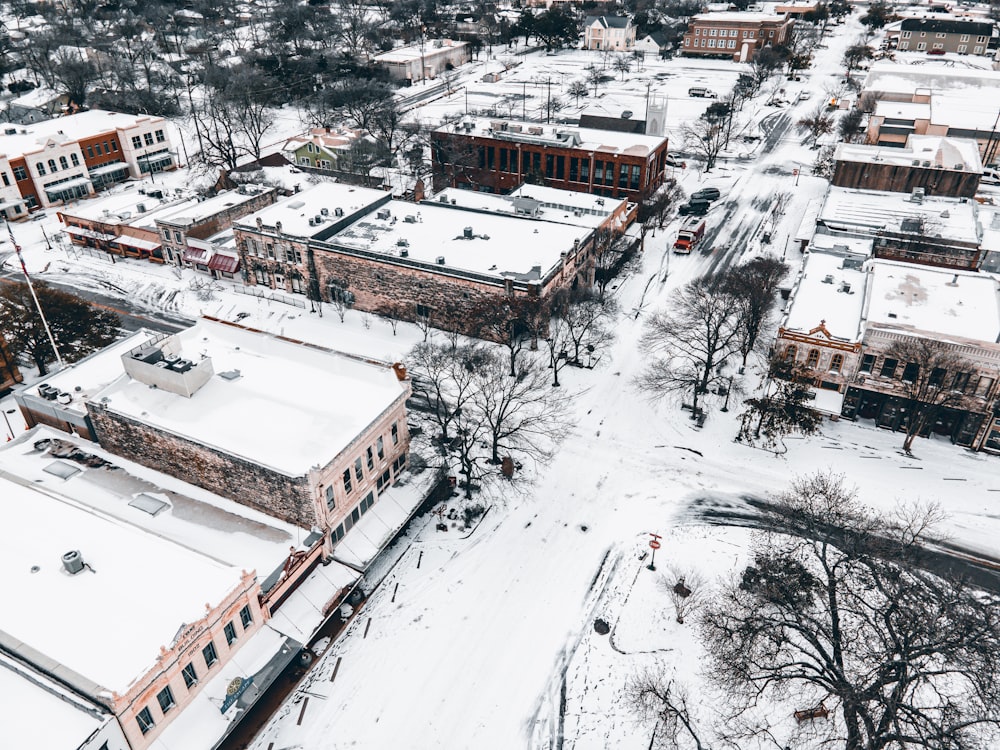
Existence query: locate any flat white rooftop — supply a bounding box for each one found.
[835,135,982,172]
[374,39,466,63]
[865,260,1000,341]
[0,471,241,694]
[0,652,113,749]
[431,186,624,230]
[864,61,1000,97]
[818,187,980,245]
[692,11,786,21]
[437,118,668,157]
[784,251,867,342]
[0,426,311,577]
[154,186,271,227]
[874,100,930,121]
[94,319,407,476]
[60,190,176,225]
[237,182,389,239]
[0,109,162,158]
[328,200,588,280]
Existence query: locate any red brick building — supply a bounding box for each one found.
[431,119,670,201]
[681,12,793,62]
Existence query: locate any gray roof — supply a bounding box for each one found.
[586,15,632,29]
[900,17,994,36]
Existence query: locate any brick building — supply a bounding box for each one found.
[897,17,994,55]
[431,118,670,201]
[831,135,982,198]
[681,12,793,62]
[0,334,21,397]
[82,319,412,549]
[374,39,469,83]
[233,183,632,335]
[0,109,176,212]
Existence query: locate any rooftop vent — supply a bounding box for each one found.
[404,215,417,223]
[822,274,834,284]
[334,207,343,217]
[839,281,852,294]
[62,550,84,575]
[396,238,409,247]
[922,160,931,167]
[320,207,329,216]
[308,217,317,226]
[463,226,473,238]
[436,256,446,264]
[377,208,391,220]
[314,215,322,224]
[912,159,921,166]
[218,369,242,381]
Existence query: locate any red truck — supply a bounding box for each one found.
[674,217,706,254]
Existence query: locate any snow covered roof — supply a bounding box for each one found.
[430,186,625,230]
[59,190,179,225]
[327,199,589,281]
[585,15,632,28]
[691,11,788,22]
[783,250,868,342]
[237,182,390,240]
[818,187,980,245]
[436,118,668,156]
[0,426,311,577]
[93,319,408,477]
[374,39,467,63]
[873,100,930,121]
[864,61,1000,97]
[834,136,982,173]
[0,651,115,749]
[154,186,272,227]
[0,469,243,695]
[864,261,1000,341]
[0,109,165,157]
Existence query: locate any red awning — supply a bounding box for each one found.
[183,248,208,263]
[208,253,240,273]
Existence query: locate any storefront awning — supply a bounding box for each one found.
[64,226,116,242]
[112,235,160,251]
[45,176,92,194]
[183,247,208,263]
[0,199,26,212]
[208,253,240,274]
[88,161,130,178]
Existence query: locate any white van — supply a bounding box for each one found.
[982,168,1000,186]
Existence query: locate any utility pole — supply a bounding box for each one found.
[546,78,552,123]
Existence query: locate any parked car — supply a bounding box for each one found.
[798,91,811,101]
[690,187,721,202]
[982,168,1000,186]
[678,199,711,216]
[665,152,687,168]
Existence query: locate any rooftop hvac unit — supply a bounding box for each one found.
[137,203,146,213]
[822,274,834,284]
[377,208,391,220]
[308,217,317,226]
[463,121,474,132]
[508,124,522,133]
[321,207,329,216]
[314,215,322,224]
[400,248,409,257]
[922,160,931,167]
[62,550,84,575]
[912,159,921,166]
[463,226,473,238]
[4,128,15,135]
[170,359,193,373]
[334,207,343,217]
[396,238,409,247]
[436,256,446,264]
[439,195,449,203]
[527,126,543,135]
[404,215,417,223]
[954,163,964,169]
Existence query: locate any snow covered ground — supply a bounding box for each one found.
[4,12,1000,749]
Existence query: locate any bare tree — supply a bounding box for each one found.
[636,278,742,417]
[470,296,543,377]
[738,357,823,451]
[799,104,835,147]
[663,568,708,625]
[559,291,617,367]
[883,337,979,455]
[629,674,710,750]
[722,256,788,368]
[681,116,727,172]
[544,308,573,388]
[568,80,589,107]
[408,342,489,443]
[586,65,604,97]
[702,472,1000,750]
[375,301,408,335]
[613,53,632,80]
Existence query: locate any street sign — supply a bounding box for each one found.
[649,539,661,550]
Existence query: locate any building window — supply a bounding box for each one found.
[951,371,971,392]
[87,145,95,158]
[224,621,237,646]
[103,141,110,152]
[240,604,253,629]
[13,166,26,181]
[95,143,103,155]
[354,456,364,481]
[784,345,797,362]
[880,358,898,378]
[932,43,943,49]
[709,28,717,36]
[156,129,166,142]
[182,662,198,689]
[361,491,375,514]
[0,173,7,187]
[830,353,844,373]
[392,453,407,474]
[977,35,987,43]
[70,153,79,166]
[203,641,218,668]
[901,362,919,382]
[157,685,176,714]
[48,159,57,172]
[391,422,399,445]
[343,468,353,494]
[322,484,334,510]
[136,707,155,735]
[58,155,68,170]
[976,376,995,397]
[377,436,385,460]
[728,39,735,49]
[916,42,926,51]
[929,367,947,387]
[695,28,700,35]
[36,163,45,176]
[377,468,391,492]
[805,349,820,368]
[860,354,876,372]
[708,39,716,48]
[132,135,142,149]
[366,446,375,470]
[935,32,946,38]
[974,46,983,54]
[144,132,155,146]
[331,523,345,543]
[958,44,967,53]
[111,139,118,151]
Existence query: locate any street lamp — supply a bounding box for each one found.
[720,374,735,412]
[2,408,16,441]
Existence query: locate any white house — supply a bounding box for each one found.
[584,16,637,51]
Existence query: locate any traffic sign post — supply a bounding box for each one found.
[647,533,662,571]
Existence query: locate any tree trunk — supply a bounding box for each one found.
[33,352,49,376]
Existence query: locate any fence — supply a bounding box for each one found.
[232,284,308,309]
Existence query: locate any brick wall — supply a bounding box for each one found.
[87,403,318,527]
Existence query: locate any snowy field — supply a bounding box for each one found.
[3,11,1000,749]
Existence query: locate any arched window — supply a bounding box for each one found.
[806,349,820,368]
[59,156,69,170]
[70,153,80,166]
[784,344,797,362]
[830,353,844,373]
[48,159,57,173]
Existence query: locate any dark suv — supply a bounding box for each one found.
[690,187,721,201]
[678,199,711,216]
